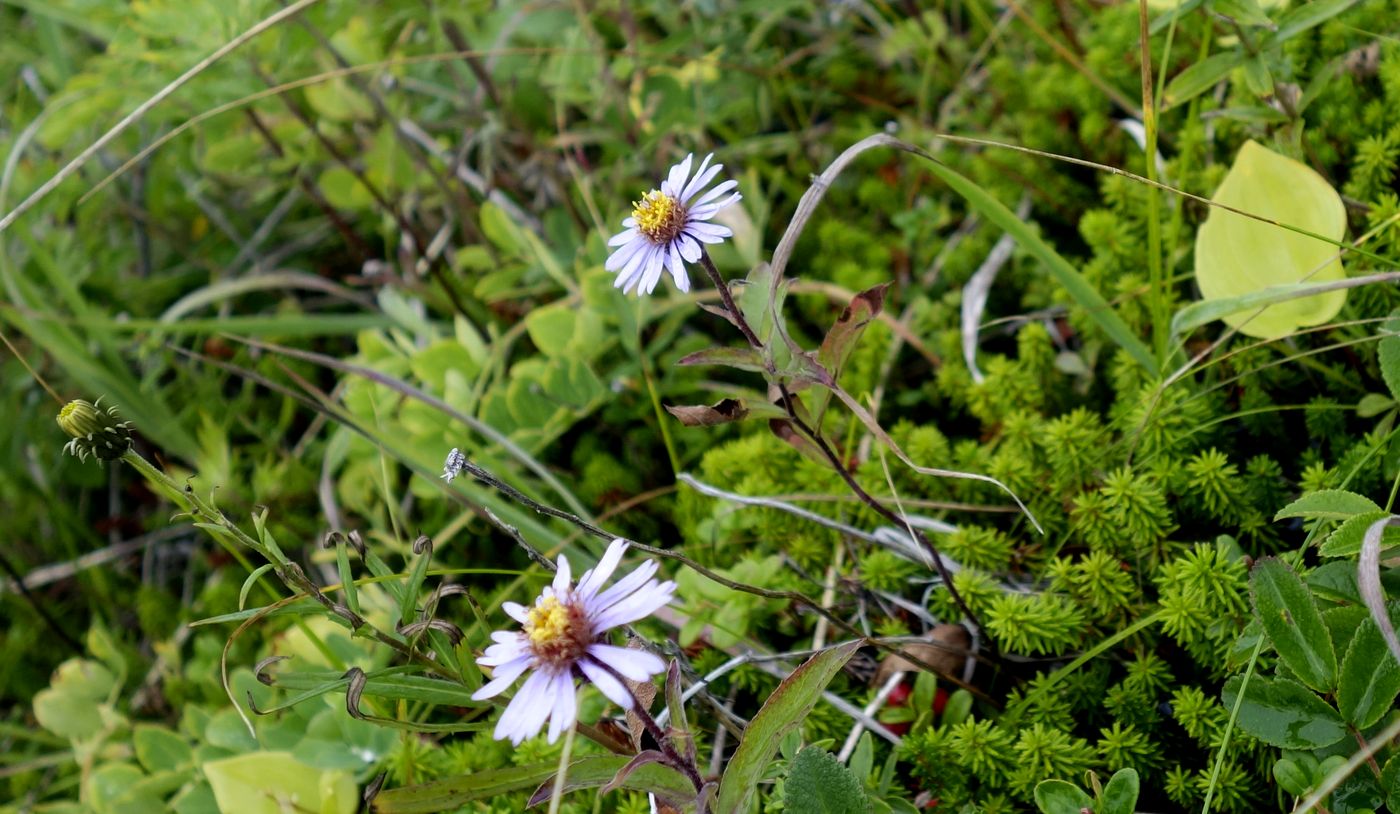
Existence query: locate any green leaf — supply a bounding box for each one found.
[1165,52,1245,108]
[1222,675,1347,748]
[784,747,872,814]
[133,725,193,773]
[1275,489,1381,521]
[1100,768,1140,814]
[1251,557,1337,692]
[1320,511,1400,557]
[527,756,696,808]
[676,346,768,373]
[924,162,1156,374]
[1384,754,1400,811]
[1358,394,1397,419]
[1032,779,1094,814]
[203,752,356,814]
[1211,0,1274,26]
[1378,312,1400,403]
[1171,278,1356,337]
[373,764,559,813]
[1273,758,1312,796]
[715,640,861,814]
[1338,604,1400,728]
[1192,140,1348,339]
[1267,0,1363,44]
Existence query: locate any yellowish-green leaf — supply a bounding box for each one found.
[1193,140,1347,339]
[203,752,356,814]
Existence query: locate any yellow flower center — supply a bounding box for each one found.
[524,595,591,667]
[631,190,686,244]
[527,597,570,646]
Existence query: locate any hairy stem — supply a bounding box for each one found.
[603,664,707,803]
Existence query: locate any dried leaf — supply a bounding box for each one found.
[664,399,749,427]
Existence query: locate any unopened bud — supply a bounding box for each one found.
[57,399,132,463]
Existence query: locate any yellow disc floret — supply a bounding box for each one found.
[525,595,592,667]
[631,190,686,244]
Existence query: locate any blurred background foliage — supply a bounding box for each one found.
[3,0,1400,811]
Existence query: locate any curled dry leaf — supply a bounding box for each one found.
[664,398,748,427]
[874,623,972,685]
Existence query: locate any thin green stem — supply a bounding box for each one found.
[547,705,579,814]
[1139,0,1167,362]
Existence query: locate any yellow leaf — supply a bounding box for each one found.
[1193,140,1347,339]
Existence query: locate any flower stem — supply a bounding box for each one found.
[697,251,764,350]
[604,665,707,804]
[547,704,579,814]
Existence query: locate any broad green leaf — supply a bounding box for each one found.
[203,752,356,814]
[1384,754,1400,811]
[1320,511,1400,557]
[1222,675,1347,749]
[372,763,560,813]
[1193,141,1347,339]
[1165,52,1244,108]
[526,756,696,808]
[33,659,118,741]
[1101,768,1140,814]
[1275,489,1381,521]
[715,640,861,814]
[784,747,872,814]
[1032,779,1094,814]
[1338,605,1400,728]
[1273,758,1312,796]
[133,725,193,773]
[1251,557,1336,691]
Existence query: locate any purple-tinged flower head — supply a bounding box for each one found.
[605,153,741,296]
[471,538,676,745]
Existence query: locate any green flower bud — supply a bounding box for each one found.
[57,398,132,463]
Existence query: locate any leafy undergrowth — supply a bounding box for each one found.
[4,1,1400,813]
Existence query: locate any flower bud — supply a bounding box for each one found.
[56,398,132,463]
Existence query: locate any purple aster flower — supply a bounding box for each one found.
[471,538,676,745]
[605,153,741,296]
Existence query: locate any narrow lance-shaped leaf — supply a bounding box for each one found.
[665,398,750,427]
[524,755,696,809]
[715,640,861,814]
[1251,557,1337,692]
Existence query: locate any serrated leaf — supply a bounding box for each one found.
[1320,511,1400,557]
[1222,674,1347,748]
[1338,604,1400,728]
[715,641,860,814]
[784,747,872,814]
[1251,557,1337,691]
[1193,140,1348,339]
[1100,768,1140,814]
[1032,779,1094,814]
[1275,489,1381,521]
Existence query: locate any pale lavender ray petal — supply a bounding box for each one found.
[608,228,640,247]
[586,560,659,616]
[605,234,647,272]
[592,586,676,632]
[479,639,530,665]
[663,154,693,198]
[553,554,572,595]
[623,217,637,227]
[577,538,630,600]
[546,672,577,744]
[669,244,690,292]
[681,154,718,201]
[642,247,666,295]
[471,656,532,699]
[506,669,555,744]
[578,658,634,709]
[587,644,665,681]
[689,192,742,220]
[677,233,702,263]
[690,179,738,207]
[502,602,530,624]
[683,221,732,240]
[615,244,654,293]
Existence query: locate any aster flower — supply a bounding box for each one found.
[472,538,676,745]
[606,153,741,296]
